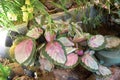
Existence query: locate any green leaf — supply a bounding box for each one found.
[51,2,67,13]
[0,64,10,78]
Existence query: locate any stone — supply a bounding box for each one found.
[88,66,120,80]
[53,69,79,80]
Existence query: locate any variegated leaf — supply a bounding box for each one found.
[81,53,98,71]
[14,38,36,64]
[45,41,66,64]
[45,31,56,42]
[58,37,74,47]
[65,53,78,67]
[96,65,111,76]
[39,57,54,71]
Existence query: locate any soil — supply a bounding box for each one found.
[0,57,93,80]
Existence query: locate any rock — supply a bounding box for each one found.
[90,66,120,80]
[87,75,96,80]
[109,66,120,80]
[24,69,35,77]
[13,75,34,80]
[105,36,120,49]
[67,77,79,80]
[53,69,79,80]
[5,31,19,47]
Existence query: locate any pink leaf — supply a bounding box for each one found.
[15,39,33,63]
[45,41,66,64]
[39,58,53,71]
[65,53,78,67]
[81,54,98,70]
[45,31,56,42]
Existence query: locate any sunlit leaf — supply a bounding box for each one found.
[44,41,66,65]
